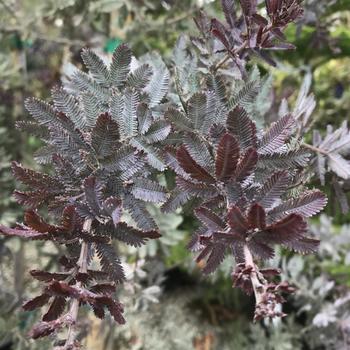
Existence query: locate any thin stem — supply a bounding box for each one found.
[302,142,328,156]
[64,219,92,349]
[214,55,230,72]
[243,245,264,305]
[214,41,249,72]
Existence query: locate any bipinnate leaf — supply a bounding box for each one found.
[0,225,49,240]
[328,153,350,180]
[176,177,217,198]
[234,147,258,182]
[103,197,122,226]
[137,103,153,134]
[52,87,86,130]
[97,296,125,324]
[96,243,125,283]
[12,161,61,192]
[91,113,120,159]
[30,270,70,282]
[258,214,307,245]
[187,92,207,130]
[202,244,226,274]
[131,178,167,203]
[215,133,240,181]
[269,190,327,219]
[161,191,192,213]
[195,207,226,232]
[247,240,275,260]
[13,190,48,209]
[239,0,257,16]
[259,114,295,155]
[97,221,160,247]
[164,146,191,180]
[123,195,157,231]
[81,48,110,85]
[257,171,290,209]
[144,120,171,143]
[123,89,140,137]
[259,149,310,169]
[221,0,236,27]
[25,99,87,152]
[283,237,320,254]
[24,98,61,127]
[29,321,60,339]
[110,43,132,88]
[227,206,249,234]
[126,63,153,89]
[176,146,215,183]
[72,70,109,103]
[89,283,116,295]
[23,294,50,311]
[131,138,166,171]
[25,210,58,234]
[143,53,169,107]
[211,18,231,50]
[103,145,144,180]
[229,82,260,114]
[227,107,257,150]
[248,203,266,229]
[42,297,66,322]
[184,134,214,172]
[83,176,103,216]
[165,107,192,132]
[210,124,226,149]
[114,222,160,247]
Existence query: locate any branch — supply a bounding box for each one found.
[238,245,293,321]
[243,245,265,305]
[64,219,92,350]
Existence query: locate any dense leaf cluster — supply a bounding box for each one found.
[0,44,168,347]
[0,0,339,348]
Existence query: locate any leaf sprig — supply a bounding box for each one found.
[0,0,336,347]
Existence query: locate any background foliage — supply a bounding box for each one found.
[0,0,349,349]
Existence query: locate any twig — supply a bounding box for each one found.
[302,142,329,156]
[214,41,249,72]
[64,219,92,350]
[243,245,264,305]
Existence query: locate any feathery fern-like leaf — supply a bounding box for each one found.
[81,48,110,86]
[91,113,120,159]
[131,178,167,203]
[215,133,240,182]
[176,146,215,183]
[268,190,327,219]
[259,114,295,155]
[144,120,171,143]
[227,107,257,150]
[96,243,125,283]
[256,171,290,209]
[126,64,153,89]
[52,87,86,130]
[110,43,131,88]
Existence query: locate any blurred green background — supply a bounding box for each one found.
[0,0,350,349]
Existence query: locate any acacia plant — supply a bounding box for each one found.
[0,0,340,348]
[0,44,169,348]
